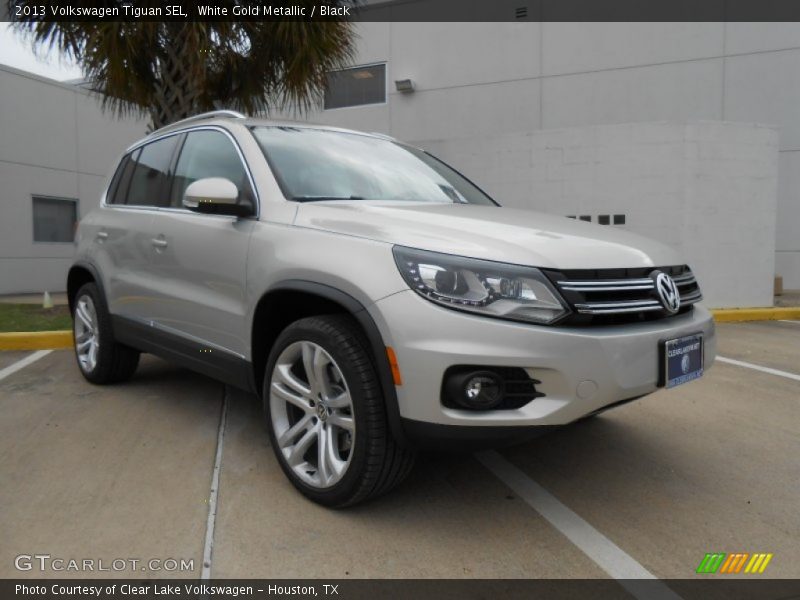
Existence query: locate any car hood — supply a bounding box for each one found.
[293,201,682,270]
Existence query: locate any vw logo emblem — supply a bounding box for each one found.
[652,271,681,314]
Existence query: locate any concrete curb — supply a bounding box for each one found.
[710,307,800,322]
[0,307,798,350]
[0,330,73,351]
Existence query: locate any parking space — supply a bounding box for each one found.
[0,350,35,371]
[715,321,800,374]
[1,321,797,583]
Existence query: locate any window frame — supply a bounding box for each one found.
[323,62,388,111]
[102,125,260,219]
[32,195,79,244]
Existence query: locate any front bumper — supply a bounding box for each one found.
[368,290,716,430]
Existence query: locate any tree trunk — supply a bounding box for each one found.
[148,24,203,130]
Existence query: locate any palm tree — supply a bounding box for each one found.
[9,3,355,129]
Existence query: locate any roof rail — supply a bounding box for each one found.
[152,110,246,134]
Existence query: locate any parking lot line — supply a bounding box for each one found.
[0,349,51,382]
[201,389,229,580]
[475,450,682,600]
[716,356,800,382]
[778,320,800,325]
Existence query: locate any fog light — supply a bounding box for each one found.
[446,370,505,410]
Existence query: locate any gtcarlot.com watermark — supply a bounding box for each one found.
[15,554,194,573]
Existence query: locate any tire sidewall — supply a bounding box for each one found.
[263,318,376,506]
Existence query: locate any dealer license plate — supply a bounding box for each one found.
[662,334,704,388]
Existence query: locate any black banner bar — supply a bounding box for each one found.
[2,579,800,600]
[7,0,800,23]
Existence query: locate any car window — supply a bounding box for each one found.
[251,126,496,205]
[124,136,179,207]
[106,153,135,205]
[169,130,254,208]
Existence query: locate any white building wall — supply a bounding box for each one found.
[0,65,146,294]
[303,22,800,293]
[418,121,778,308]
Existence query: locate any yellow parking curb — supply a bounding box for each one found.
[0,330,73,350]
[711,307,800,322]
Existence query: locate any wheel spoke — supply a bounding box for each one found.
[271,381,311,412]
[317,425,331,484]
[76,338,92,351]
[328,412,354,432]
[88,340,98,368]
[277,414,313,448]
[274,364,311,398]
[323,425,346,480]
[312,346,333,399]
[326,390,351,409]
[301,343,320,396]
[76,303,93,329]
[287,425,317,467]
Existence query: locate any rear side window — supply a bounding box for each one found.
[121,136,179,207]
[169,130,254,208]
[107,153,135,205]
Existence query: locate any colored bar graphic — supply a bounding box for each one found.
[702,552,774,575]
[758,552,772,573]
[697,553,726,574]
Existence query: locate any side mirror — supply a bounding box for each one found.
[183,177,254,217]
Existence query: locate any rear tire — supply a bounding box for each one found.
[72,282,139,384]
[263,315,415,507]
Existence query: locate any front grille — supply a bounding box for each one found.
[545,265,702,325]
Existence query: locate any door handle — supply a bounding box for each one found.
[151,237,168,249]
[96,231,108,240]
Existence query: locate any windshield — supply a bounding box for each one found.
[251,126,497,205]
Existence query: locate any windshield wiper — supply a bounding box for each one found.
[292,195,365,202]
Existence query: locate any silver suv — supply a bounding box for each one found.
[69,110,715,506]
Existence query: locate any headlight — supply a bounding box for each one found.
[392,246,569,325]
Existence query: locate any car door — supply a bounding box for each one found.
[145,127,256,358]
[95,135,180,323]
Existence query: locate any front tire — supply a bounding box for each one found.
[264,315,415,507]
[72,282,139,384]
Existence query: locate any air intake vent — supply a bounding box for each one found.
[515,6,528,19]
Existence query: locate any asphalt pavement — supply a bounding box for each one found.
[1,321,797,583]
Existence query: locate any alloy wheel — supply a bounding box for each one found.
[269,341,355,488]
[74,295,99,373]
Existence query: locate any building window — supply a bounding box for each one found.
[324,63,386,110]
[613,214,626,225]
[579,215,591,222]
[598,215,610,225]
[32,196,77,243]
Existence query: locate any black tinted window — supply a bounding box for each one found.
[170,130,253,208]
[32,196,77,242]
[324,64,386,110]
[125,136,179,207]
[107,153,135,205]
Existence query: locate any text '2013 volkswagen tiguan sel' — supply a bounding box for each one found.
[69,110,715,506]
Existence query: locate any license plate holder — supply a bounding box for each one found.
[659,333,704,389]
